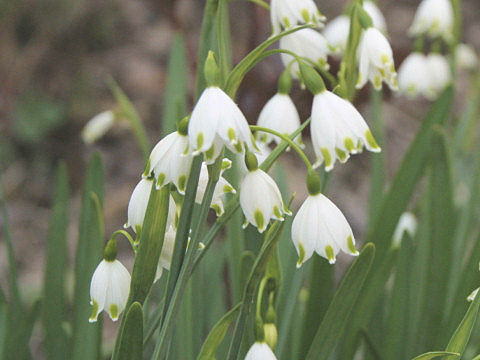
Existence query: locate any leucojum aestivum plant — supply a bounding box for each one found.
[2,0,480,359]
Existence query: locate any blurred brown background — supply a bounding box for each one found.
[0,0,479,338]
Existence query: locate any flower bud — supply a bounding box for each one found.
[306,169,321,196]
[204,51,221,87]
[299,63,326,95]
[263,323,278,350]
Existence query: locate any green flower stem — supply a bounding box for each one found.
[153,154,224,359]
[256,276,269,320]
[249,125,313,171]
[192,119,311,272]
[247,0,270,10]
[109,230,137,252]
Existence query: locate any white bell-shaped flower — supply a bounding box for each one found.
[240,154,290,233]
[356,27,398,90]
[409,0,454,42]
[363,0,387,34]
[126,178,176,233]
[245,342,277,360]
[195,161,236,216]
[155,225,176,281]
[81,110,115,144]
[456,44,479,71]
[310,90,380,171]
[256,94,302,146]
[397,52,431,98]
[279,28,331,77]
[425,53,452,99]
[270,0,325,35]
[89,239,131,323]
[147,127,192,194]
[392,212,418,246]
[323,15,350,55]
[188,86,255,164]
[292,193,358,267]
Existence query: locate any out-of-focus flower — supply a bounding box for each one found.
[155,225,176,281]
[409,0,454,42]
[425,53,452,99]
[270,0,325,35]
[456,44,478,71]
[363,0,387,34]
[81,110,115,144]
[245,342,277,360]
[398,52,431,98]
[392,212,418,246]
[323,15,350,54]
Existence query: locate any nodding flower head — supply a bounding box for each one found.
[270,0,325,35]
[244,342,278,360]
[409,0,454,42]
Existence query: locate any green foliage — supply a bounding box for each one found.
[118,302,144,360]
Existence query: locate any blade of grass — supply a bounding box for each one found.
[163,34,187,134]
[43,162,69,360]
[71,153,104,360]
[305,244,375,360]
[412,351,460,360]
[118,302,143,360]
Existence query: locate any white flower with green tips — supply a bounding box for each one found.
[81,110,115,144]
[147,129,192,194]
[89,240,130,322]
[425,53,452,99]
[188,86,255,163]
[356,27,398,90]
[393,212,417,246]
[456,44,478,71]
[245,342,277,360]
[292,193,358,267]
[270,0,325,35]
[126,178,177,233]
[397,52,431,98]
[279,28,331,77]
[323,15,350,55]
[155,225,176,281]
[238,142,271,177]
[409,0,453,42]
[363,0,387,34]
[310,90,380,171]
[195,161,236,216]
[240,153,290,233]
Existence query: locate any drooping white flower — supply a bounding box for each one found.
[89,258,131,322]
[240,167,290,233]
[292,193,358,266]
[256,93,303,146]
[270,0,325,35]
[310,90,380,171]
[397,52,431,98]
[323,15,350,55]
[126,178,176,233]
[279,28,331,77]
[456,44,478,71]
[238,142,272,177]
[195,161,236,216]
[363,0,387,34]
[81,110,115,144]
[155,225,176,281]
[147,130,192,194]
[392,212,418,246]
[409,0,454,42]
[245,342,277,360]
[425,53,452,99]
[188,86,255,164]
[356,27,398,90]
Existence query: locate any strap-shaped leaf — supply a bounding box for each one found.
[198,303,241,360]
[305,244,375,360]
[118,302,143,360]
[412,351,460,360]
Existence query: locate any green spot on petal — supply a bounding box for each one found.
[365,129,380,150]
[89,300,99,322]
[234,141,243,153]
[205,144,215,160]
[301,9,310,22]
[335,147,347,162]
[156,173,165,188]
[374,75,382,89]
[223,184,235,194]
[109,304,119,321]
[273,206,282,219]
[211,204,222,216]
[197,133,204,149]
[228,128,236,142]
[178,175,186,193]
[325,245,336,264]
[254,209,265,232]
[320,148,332,168]
[283,16,290,28]
[142,158,151,178]
[345,138,355,152]
[381,54,389,64]
[297,243,306,268]
[347,235,359,255]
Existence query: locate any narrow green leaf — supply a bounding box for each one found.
[71,153,104,360]
[305,244,375,360]
[108,78,150,159]
[412,351,460,360]
[118,302,143,360]
[421,128,455,348]
[216,0,232,83]
[297,255,334,359]
[163,34,187,134]
[43,163,69,360]
[198,303,241,360]
[24,298,42,346]
[444,282,480,357]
